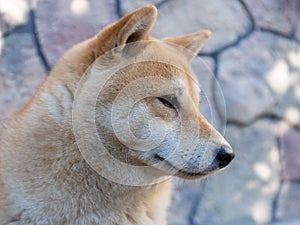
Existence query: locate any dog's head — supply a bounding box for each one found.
[73,5,234,183]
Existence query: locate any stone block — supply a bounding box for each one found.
[0,0,29,36]
[275,182,300,221]
[278,123,300,181]
[243,0,299,35]
[35,0,118,66]
[0,33,45,123]
[168,178,206,225]
[121,0,251,54]
[217,31,300,125]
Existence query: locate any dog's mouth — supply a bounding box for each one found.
[154,154,217,179]
[154,154,167,162]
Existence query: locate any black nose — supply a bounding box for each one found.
[217,146,235,168]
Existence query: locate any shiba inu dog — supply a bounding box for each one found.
[0,5,234,225]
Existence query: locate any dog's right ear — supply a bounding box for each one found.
[94,5,157,56]
[163,30,211,61]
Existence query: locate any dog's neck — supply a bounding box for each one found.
[1,95,172,225]
[1,38,173,224]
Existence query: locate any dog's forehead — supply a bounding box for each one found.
[120,40,201,100]
[173,73,201,101]
[142,41,189,64]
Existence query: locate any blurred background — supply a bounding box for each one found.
[0,0,299,224]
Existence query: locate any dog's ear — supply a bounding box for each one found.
[94,5,157,57]
[163,30,211,61]
[115,4,157,47]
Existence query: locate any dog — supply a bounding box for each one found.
[0,5,234,225]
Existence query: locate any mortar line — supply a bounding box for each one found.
[239,0,255,27]
[115,0,123,18]
[2,17,34,37]
[155,0,171,9]
[211,53,219,78]
[198,0,256,125]
[239,0,299,44]
[226,111,278,127]
[290,27,299,42]
[259,28,299,43]
[2,28,15,38]
[29,9,51,73]
[227,113,300,130]
[270,135,284,223]
[205,0,255,54]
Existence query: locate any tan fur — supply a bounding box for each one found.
[0,5,233,225]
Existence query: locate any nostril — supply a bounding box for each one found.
[217,146,235,168]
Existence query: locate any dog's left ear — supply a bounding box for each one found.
[115,4,157,47]
[94,5,157,57]
[163,30,211,61]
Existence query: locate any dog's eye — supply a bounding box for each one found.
[157,97,176,110]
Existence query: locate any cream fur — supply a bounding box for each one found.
[0,5,233,225]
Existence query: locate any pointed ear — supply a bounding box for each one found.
[115,4,157,47]
[92,5,157,61]
[163,30,211,61]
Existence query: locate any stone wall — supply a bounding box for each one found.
[0,0,299,224]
